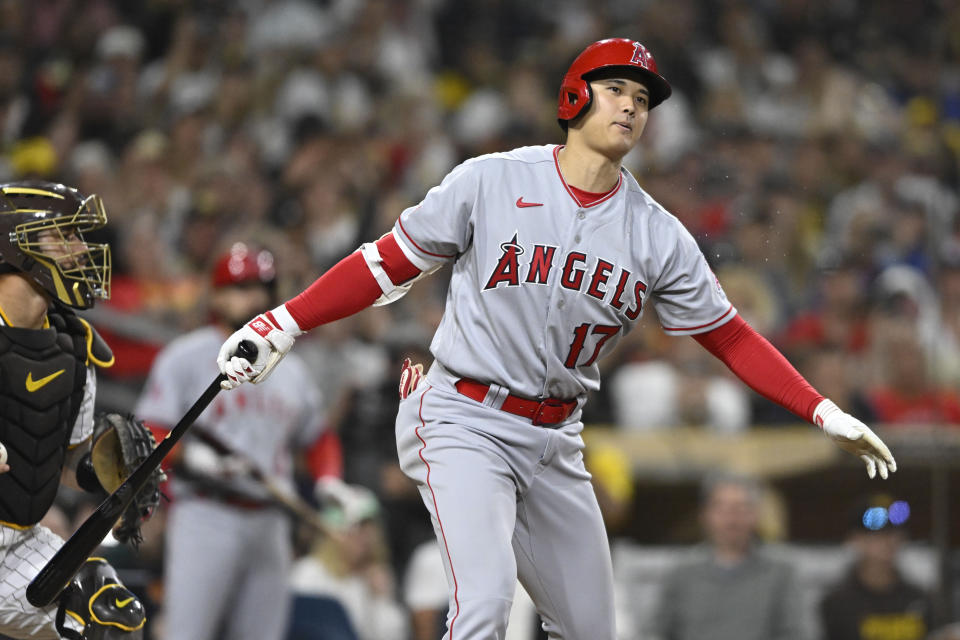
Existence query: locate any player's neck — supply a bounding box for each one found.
[557,143,622,193]
[0,274,49,328]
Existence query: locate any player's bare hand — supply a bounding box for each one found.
[217,313,296,390]
[815,399,897,479]
[399,358,424,400]
[0,463,9,474]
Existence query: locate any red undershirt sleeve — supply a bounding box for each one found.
[285,234,422,332]
[305,429,344,480]
[692,314,824,423]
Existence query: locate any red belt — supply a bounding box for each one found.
[454,378,577,426]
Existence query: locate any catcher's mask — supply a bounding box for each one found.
[0,181,111,309]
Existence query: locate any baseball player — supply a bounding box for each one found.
[216,39,897,639]
[0,181,150,639]
[135,243,326,640]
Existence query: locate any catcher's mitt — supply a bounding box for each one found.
[91,413,165,546]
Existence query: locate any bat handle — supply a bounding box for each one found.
[235,339,258,361]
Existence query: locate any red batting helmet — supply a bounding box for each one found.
[557,38,672,128]
[211,242,275,288]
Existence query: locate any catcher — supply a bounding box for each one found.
[0,182,164,640]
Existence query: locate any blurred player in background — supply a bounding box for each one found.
[135,243,328,640]
[819,494,933,640]
[216,39,897,639]
[0,181,149,639]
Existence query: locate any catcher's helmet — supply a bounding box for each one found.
[0,181,111,309]
[211,242,276,288]
[557,38,672,129]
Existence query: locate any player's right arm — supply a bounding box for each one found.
[217,233,423,389]
[218,159,479,389]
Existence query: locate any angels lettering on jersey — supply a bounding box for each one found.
[482,231,646,322]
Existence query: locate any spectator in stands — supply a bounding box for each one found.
[864,318,960,426]
[609,333,751,434]
[819,494,933,640]
[648,473,802,640]
[290,479,407,640]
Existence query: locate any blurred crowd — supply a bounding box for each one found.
[3,0,960,638]
[2,0,958,430]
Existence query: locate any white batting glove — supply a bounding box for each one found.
[183,442,251,478]
[399,358,424,400]
[216,306,303,390]
[814,399,897,479]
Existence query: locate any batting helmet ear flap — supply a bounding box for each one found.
[557,75,593,122]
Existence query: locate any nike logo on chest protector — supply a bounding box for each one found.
[26,369,66,392]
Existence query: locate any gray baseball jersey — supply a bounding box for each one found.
[389,144,735,639]
[136,326,323,640]
[392,144,734,400]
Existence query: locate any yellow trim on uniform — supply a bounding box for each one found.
[77,317,114,368]
[1,187,64,198]
[88,584,146,631]
[0,519,31,530]
[65,609,86,627]
[87,557,108,563]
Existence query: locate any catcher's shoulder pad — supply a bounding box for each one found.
[49,306,114,368]
[77,316,114,369]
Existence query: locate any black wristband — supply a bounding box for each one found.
[75,452,105,495]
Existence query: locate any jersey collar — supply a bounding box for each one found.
[552,145,623,209]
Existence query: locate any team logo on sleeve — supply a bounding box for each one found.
[712,270,725,295]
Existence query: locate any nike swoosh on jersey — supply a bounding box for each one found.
[516,197,543,208]
[115,597,135,608]
[25,369,66,392]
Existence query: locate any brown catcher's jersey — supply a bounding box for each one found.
[0,307,111,527]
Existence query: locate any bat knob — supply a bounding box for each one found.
[236,339,258,361]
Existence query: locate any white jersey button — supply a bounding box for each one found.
[577,211,586,220]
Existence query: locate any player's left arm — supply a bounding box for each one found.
[693,314,896,479]
[61,365,98,490]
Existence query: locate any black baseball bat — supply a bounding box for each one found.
[26,341,257,607]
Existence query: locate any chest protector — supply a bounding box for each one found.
[0,307,111,527]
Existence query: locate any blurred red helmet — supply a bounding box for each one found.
[211,243,275,288]
[557,38,672,128]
